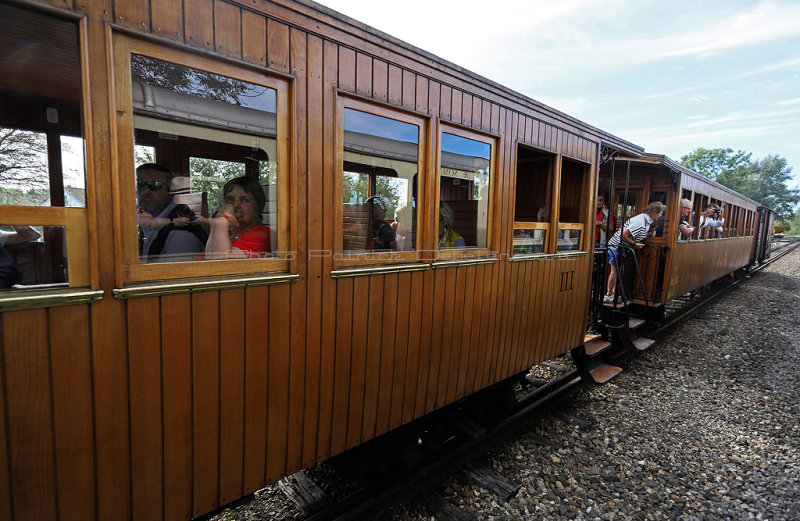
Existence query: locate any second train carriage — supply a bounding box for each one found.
[0,1,645,520]
[597,153,761,310]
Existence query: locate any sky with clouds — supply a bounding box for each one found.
[318,0,800,189]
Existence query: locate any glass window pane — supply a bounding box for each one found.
[131,54,278,263]
[513,228,547,254]
[342,108,418,252]
[439,132,491,249]
[0,4,85,209]
[515,147,552,222]
[557,229,581,251]
[0,225,67,287]
[558,159,585,224]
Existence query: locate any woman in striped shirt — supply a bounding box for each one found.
[604,201,665,303]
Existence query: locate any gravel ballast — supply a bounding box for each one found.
[214,247,800,521]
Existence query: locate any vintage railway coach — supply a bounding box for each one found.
[0,1,641,520]
[598,154,759,307]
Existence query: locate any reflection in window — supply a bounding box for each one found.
[0,225,67,287]
[557,229,581,251]
[439,132,491,249]
[131,54,278,262]
[342,108,419,252]
[513,228,547,254]
[0,4,87,210]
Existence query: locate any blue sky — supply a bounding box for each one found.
[319,0,800,190]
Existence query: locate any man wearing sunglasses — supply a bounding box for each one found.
[136,163,208,262]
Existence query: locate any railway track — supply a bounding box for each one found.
[224,238,800,521]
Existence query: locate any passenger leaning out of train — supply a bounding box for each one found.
[604,201,666,303]
[678,198,696,239]
[699,204,725,238]
[204,177,272,259]
[594,193,614,246]
[366,196,397,250]
[137,163,208,263]
[439,201,465,248]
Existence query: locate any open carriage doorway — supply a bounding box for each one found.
[613,188,643,226]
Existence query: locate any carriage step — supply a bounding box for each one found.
[585,338,612,356]
[589,363,623,384]
[628,317,646,330]
[632,337,656,351]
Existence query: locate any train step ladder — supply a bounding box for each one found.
[627,317,656,352]
[572,334,622,384]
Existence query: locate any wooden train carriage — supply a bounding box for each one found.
[753,206,776,264]
[0,1,642,520]
[599,154,758,305]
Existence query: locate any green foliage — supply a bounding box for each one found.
[680,147,751,182]
[375,176,404,218]
[342,172,405,219]
[680,148,799,222]
[189,158,246,210]
[785,212,800,236]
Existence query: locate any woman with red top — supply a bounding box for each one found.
[204,176,272,259]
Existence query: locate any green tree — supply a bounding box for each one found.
[745,155,799,222]
[680,147,751,182]
[680,147,799,222]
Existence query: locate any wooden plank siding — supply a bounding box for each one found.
[0,1,615,520]
[667,238,754,300]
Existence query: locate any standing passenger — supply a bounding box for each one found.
[604,201,665,303]
[594,193,614,246]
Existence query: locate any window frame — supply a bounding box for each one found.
[556,156,591,252]
[512,143,555,256]
[334,96,428,268]
[435,124,496,260]
[112,34,292,284]
[0,9,92,290]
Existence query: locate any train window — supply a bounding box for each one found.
[0,5,90,289]
[514,145,553,254]
[338,98,425,264]
[438,128,493,255]
[557,158,588,251]
[692,193,706,240]
[114,36,290,282]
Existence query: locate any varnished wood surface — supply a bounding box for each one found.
[667,238,754,300]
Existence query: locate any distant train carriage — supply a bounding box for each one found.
[597,153,759,309]
[754,207,777,262]
[0,1,644,520]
